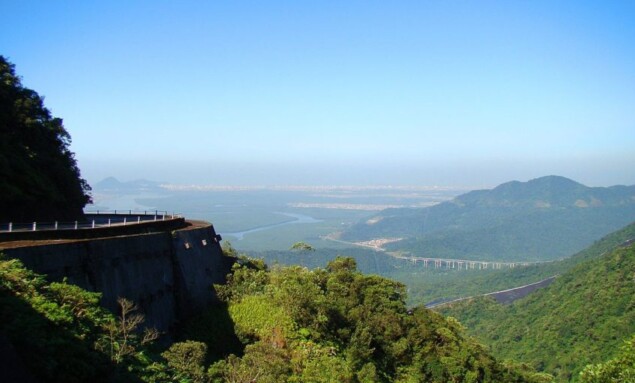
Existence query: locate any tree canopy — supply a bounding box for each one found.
[206,256,552,383]
[440,242,635,382]
[290,241,315,252]
[580,335,635,383]
[0,55,91,222]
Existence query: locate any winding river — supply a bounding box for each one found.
[222,212,322,240]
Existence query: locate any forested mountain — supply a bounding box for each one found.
[241,222,635,307]
[402,221,635,305]
[438,241,635,382]
[0,56,91,222]
[200,256,552,382]
[0,254,552,383]
[342,176,635,262]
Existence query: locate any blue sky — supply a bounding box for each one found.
[1,1,634,187]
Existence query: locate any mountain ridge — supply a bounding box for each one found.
[438,238,635,382]
[458,175,634,208]
[342,176,635,262]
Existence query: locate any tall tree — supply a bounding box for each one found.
[0,55,91,222]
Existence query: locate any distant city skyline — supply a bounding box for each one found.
[2,1,634,187]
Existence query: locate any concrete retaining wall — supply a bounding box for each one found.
[0,222,233,333]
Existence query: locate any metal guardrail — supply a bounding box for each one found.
[85,210,176,217]
[0,210,183,233]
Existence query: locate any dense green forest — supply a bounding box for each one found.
[1,252,555,383]
[3,229,631,383]
[401,221,635,305]
[0,255,151,382]
[243,221,635,306]
[579,335,635,382]
[2,54,632,383]
[342,176,635,262]
[439,242,635,382]
[0,56,91,222]
[201,256,555,382]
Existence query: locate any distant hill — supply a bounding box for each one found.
[403,221,635,306]
[438,238,635,382]
[341,176,635,261]
[244,222,635,307]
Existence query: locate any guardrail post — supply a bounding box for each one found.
[54,221,58,230]
[32,222,37,231]
[123,217,127,226]
[162,214,165,220]
[138,216,141,223]
[154,215,157,221]
[92,220,95,229]
[75,221,78,229]
[108,219,111,227]
[8,222,12,232]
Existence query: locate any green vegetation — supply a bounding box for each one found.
[579,335,635,383]
[343,176,635,262]
[1,252,552,382]
[0,255,232,383]
[0,56,91,222]
[399,221,635,305]
[203,256,551,383]
[439,243,635,382]
[290,241,315,251]
[243,222,635,306]
[248,247,401,273]
[0,256,147,382]
[247,246,553,306]
[4,47,632,383]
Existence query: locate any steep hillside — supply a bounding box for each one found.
[1,253,551,383]
[0,56,91,222]
[200,256,551,383]
[439,242,635,382]
[579,335,635,382]
[401,221,635,305]
[342,176,635,262]
[242,222,635,307]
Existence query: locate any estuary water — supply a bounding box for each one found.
[222,212,322,240]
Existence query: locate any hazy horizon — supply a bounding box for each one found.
[2,2,634,189]
[85,158,634,189]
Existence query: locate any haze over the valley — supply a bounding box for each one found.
[1,2,634,188]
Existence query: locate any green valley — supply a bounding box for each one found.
[438,238,635,381]
[342,176,635,262]
[2,49,635,383]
